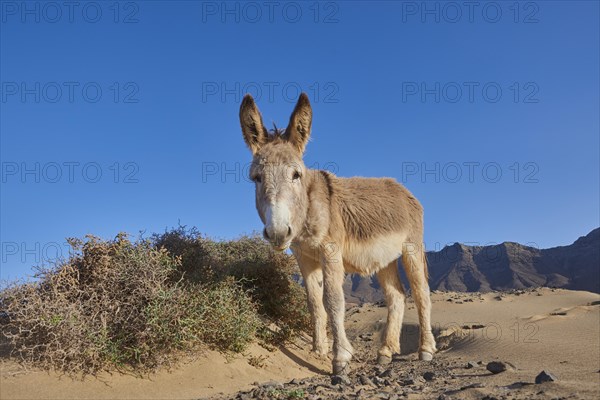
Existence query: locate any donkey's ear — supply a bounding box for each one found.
[285,92,312,153]
[240,94,268,155]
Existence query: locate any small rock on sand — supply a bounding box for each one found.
[378,368,394,378]
[486,361,507,374]
[423,371,436,381]
[358,375,374,386]
[466,361,478,369]
[535,370,558,384]
[401,375,424,386]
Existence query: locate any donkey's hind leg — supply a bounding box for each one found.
[401,243,437,360]
[376,260,406,364]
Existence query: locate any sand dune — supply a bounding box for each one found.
[2,288,599,399]
[0,340,329,399]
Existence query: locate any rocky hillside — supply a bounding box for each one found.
[344,228,600,304]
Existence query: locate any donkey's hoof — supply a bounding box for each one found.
[419,351,433,361]
[377,355,392,365]
[333,361,349,376]
[331,374,351,386]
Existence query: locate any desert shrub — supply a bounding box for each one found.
[0,234,261,374]
[193,277,262,352]
[151,226,219,284]
[153,227,311,342]
[223,237,311,342]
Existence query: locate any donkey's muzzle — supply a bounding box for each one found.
[263,225,292,250]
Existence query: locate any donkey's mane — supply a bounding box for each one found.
[264,123,286,142]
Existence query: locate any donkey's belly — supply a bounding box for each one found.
[342,232,406,276]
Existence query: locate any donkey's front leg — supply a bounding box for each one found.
[294,250,328,356]
[321,249,353,375]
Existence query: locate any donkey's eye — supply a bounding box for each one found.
[292,171,301,181]
[252,175,262,183]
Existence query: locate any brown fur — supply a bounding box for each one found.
[328,173,423,242]
[240,93,436,375]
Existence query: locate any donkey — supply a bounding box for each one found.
[239,93,436,376]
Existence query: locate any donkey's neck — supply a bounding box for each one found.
[293,168,337,249]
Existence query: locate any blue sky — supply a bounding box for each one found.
[1,1,599,281]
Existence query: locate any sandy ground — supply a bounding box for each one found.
[0,339,329,400]
[1,288,599,399]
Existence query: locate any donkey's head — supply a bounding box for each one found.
[240,93,312,251]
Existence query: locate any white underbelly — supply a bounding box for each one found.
[342,232,407,276]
